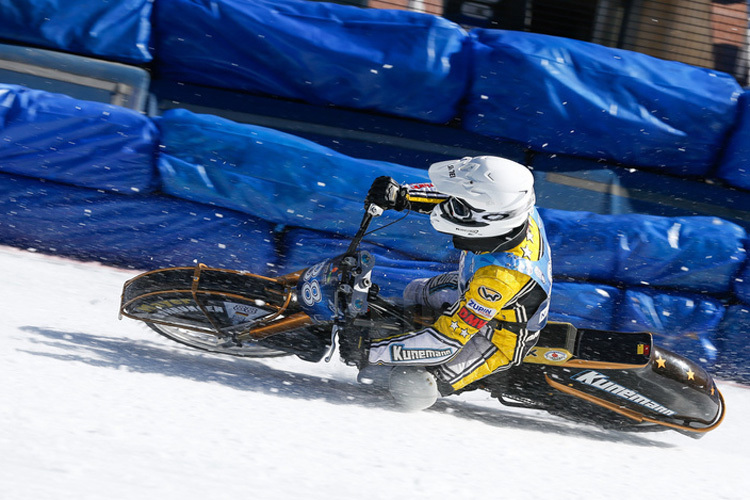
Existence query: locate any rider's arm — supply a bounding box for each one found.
[365,176,447,214]
[402,182,448,215]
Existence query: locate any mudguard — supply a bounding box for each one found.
[544,346,724,435]
[490,322,726,435]
[119,264,300,339]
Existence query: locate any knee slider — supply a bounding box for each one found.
[389,366,439,411]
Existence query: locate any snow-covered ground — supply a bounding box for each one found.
[1,244,747,500]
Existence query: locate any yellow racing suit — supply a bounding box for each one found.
[367,182,552,394]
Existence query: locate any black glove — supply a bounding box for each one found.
[365,176,408,211]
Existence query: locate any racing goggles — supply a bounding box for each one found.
[441,197,486,225]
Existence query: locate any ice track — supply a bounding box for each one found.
[1,245,747,500]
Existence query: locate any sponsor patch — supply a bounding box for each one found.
[637,343,651,356]
[136,298,224,319]
[544,350,569,362]
[428,272,458,293]
[571,370,675,416]
[224,302,270,323]
[465,299,496,319]
[457,306,488,330]
[390,344,454,362]
[478,286,502,302]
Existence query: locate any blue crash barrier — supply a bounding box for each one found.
[548,282,624,331]
[618,287,724,363]
[155,109,457,262]
[0,173,276,273]
[156,108,748,295]
[0,56,747,377]
[462,29,743,176]
[716,305,750,383]
[0,164,732,369]
[549,282,723,364]
[0,84,159,193]
[0,0,153,64]
[735,258,750,304]
[717,90,750,191]
[153,0,470,123]
[540,209,747,295]
[1,0,750,189]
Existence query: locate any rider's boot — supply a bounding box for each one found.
[357,364,392,388]
[338,328,369,369]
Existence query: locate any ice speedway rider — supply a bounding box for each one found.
[340,156,553,410]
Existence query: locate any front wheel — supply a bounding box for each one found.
[147,322,292,358]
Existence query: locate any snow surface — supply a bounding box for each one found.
[1,245,748,500]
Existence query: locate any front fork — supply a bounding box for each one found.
[288,250,377,362]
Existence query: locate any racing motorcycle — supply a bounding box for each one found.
[119,204,725,438]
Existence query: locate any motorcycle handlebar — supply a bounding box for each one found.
[345,203,383,255]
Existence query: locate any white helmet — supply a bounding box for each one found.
[428,156,535,238]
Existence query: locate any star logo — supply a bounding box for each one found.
[521,246,533,259]
[450,321,459,331]
[686,369,695,381]
[460,328,469,338]
[656,356,666,369]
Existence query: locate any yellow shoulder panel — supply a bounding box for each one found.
[467,265,531,311]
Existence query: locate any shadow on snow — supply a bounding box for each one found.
[18,325,676,448]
